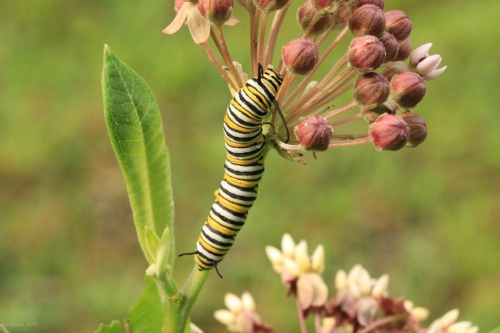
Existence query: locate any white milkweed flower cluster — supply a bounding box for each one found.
[213,236,478,333]
[266,233,329,312]
[335,264,390,299]
[214,292,272,333]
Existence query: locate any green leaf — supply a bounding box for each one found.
[487,328,500,333]
[145,226,161,262]
[94,320,126,333]
[128,276,164,333]
[102,45,175,266]
[156,227,172,277]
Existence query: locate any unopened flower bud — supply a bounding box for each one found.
[369,114,410,151]
[253,0,289,12]
[390,72,426,109]
[381,61,409,81]
[297,1,334,36]
[338,0,360,6]
[331,5,350,29]
[349,5,386,37]
[294,116,333,151]
[384,10,412,41]
[282,38,319,75]
[379,32,399,62]
[400,112,427,147]
[361,100,396,123]
[311,0,335,12]
[348,35,386,72]
[238,0,255,11]
[198,0,233,25]
[351,0,384,10]
[353,72,389,107]
[394,38,412,61]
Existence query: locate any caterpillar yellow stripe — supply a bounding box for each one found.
[183,65,283,276]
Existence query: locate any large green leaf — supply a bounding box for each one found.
[102,45,174,266]
[128,276,164,333]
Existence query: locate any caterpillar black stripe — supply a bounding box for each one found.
[181,65,284,276]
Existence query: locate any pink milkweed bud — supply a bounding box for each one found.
[297,1,334,36]
[338,0,361,6]
[311,0,335,12]
[348,35,386,73]
[394,38,412,61]
[282,38,319,75]
[384,10,412,41]
[381,61,410,81]
[353,72,390,108]
[351,0,384,10]
[331,5,350,30]
[390,72,426,109]
[369,114,409,151]
[400,112,427,147]
[294,116,333,151]
[238,0,255,11]
[198,0,234,25]
[361,100,397,123]
[379,32,399,63]
[349,4,386,37]
[253,0,289,13]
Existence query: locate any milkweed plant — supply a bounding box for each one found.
[100,0,484,332]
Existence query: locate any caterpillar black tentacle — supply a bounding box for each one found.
[186,64,284,273]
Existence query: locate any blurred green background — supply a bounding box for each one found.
[1,0,499,332]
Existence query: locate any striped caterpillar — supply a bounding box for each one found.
[180,64,284,277]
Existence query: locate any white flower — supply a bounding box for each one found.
[214,292,272,333]
[266,234,325,279]
[409,43,447,80]
[429,309,479,333]
[335,265,390,299]
[163,1,211,44]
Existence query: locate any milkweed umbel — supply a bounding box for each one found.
[180,64,285,276]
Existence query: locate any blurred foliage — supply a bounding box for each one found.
[0,0,499,332]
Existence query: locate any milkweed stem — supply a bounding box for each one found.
[203,42,239,93]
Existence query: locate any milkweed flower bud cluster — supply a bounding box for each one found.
[165,0,446,157]
[212,235,477,333]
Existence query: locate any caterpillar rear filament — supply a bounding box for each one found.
[180,65,284,276]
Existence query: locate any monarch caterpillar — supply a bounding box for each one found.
[180,64,286,277]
